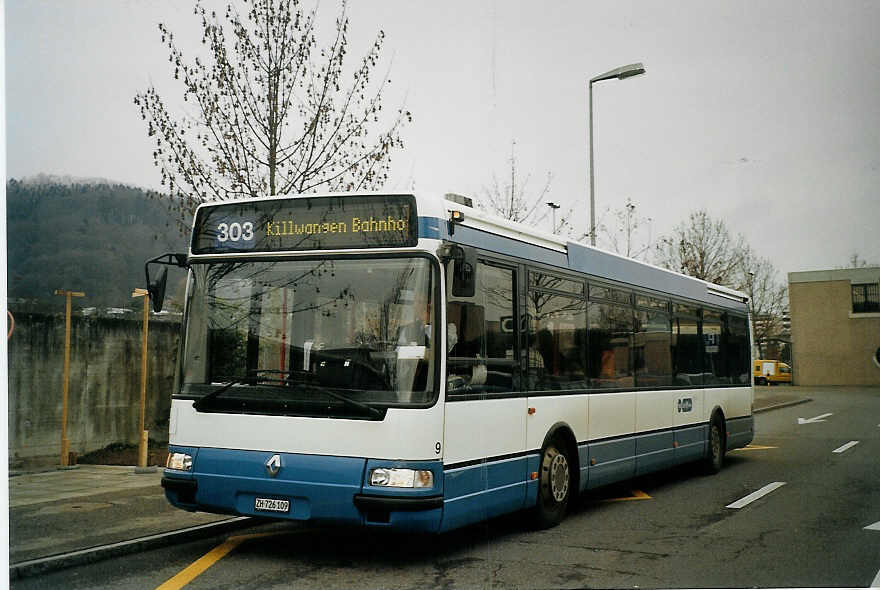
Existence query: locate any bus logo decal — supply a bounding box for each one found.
[266,454,282,477]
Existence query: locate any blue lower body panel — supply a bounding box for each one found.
[440,455,537,533]
[162,447,444,533]
[163,414,755,534]
[726,415,755,450]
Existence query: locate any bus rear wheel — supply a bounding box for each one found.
[703,416,725,474]
[533,441,571,528]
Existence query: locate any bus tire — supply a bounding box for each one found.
[703,415,725,475]
[533,440,571,528]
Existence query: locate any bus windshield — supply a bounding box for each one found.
[180,257,437,416]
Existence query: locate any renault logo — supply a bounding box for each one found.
[265,454,282,477]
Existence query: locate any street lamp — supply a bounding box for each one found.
[588,62,646,246]
[546,201,560,233]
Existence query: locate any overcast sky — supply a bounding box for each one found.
[5,0,880,277]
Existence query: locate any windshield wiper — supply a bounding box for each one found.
[193,370,282,411]
[298,383,384,419]
[195,370,383,419]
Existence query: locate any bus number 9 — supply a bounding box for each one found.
[217,222,254,243]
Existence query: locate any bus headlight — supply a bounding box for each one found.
[166,452,193,471]
[370,468,433,488]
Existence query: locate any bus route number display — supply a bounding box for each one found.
[192,195,418,254]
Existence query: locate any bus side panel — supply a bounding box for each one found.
[635,389,676,433]
[443,398,527,465]
[673,389,705,428]
[704,386,753,423]
[674,424,706,463]
[726,415,755,451]
[635,431,675,476]
[588,392,636,441]
[441,398,529,532]
[586,392,636,489]
[441,455,535,533]
[586,436,636,489]
[525,393,588,487]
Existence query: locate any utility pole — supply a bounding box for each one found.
[54,289,85,467]
[132,288,154,472]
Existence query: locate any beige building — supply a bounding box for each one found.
[788,268,880,385]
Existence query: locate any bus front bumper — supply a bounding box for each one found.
[162,446,444,533]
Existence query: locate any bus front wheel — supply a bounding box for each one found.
[533,441,571,528]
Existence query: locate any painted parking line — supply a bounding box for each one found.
[602,489,652,502]
[730,444,777,451]
[725,482,786,509]
[832,440,860,454]
[156,531,291,590]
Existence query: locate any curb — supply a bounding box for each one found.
[9,516,255,580]
[753,397,812,413]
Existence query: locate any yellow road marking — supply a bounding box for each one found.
[156,530,291,590]
[731,444,778,451]
[156,538,245,590]
[602,489,652,502]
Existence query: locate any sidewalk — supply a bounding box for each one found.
[9,465,250,578]
[8,386,810,578]
[751,384,811,413]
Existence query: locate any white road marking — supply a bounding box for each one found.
[797,412,833,424]
[832,440,859,454]
[872,567,880,588]
[865,521,880,531]
[726,482,786,509]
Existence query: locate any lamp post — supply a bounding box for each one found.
[54,289,85,467]
[132,288,153,472]
[588,62,646,246]
[546,201,560,233]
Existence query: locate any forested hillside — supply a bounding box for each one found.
[7,178,188,310]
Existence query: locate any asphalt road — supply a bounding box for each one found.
[14,387,880,589]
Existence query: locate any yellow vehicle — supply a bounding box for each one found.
[753,360,792,385]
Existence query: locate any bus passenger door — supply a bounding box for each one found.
[442,261,527,530]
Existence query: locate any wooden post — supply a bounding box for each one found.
[132,288,150,469]
[54,289,85,467]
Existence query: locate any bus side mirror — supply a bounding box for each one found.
[148,268,168,313]
[452,246,476,298]
[145,253,188,313]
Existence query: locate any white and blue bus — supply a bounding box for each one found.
[152,192,753,533]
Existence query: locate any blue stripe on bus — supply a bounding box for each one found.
[418,216,443,239]
[417,215,748,313]
[418,217,568,268]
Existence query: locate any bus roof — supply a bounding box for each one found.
[191,191,750,312]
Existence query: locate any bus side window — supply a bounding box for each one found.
[446,262,517,395]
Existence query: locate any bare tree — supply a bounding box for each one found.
[134,0,411,231]
[657,209,789,357]
[846,253,877,268]
[739,253,788,358]
[481,140,575,235]
[654,209,749,285]
[598,198,653,261]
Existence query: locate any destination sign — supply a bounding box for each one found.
[191,195,418,254]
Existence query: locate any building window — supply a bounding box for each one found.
[852,283,880,313]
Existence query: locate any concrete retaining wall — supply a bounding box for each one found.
[7,312,181,467]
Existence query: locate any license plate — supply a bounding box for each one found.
[254,497,290,513]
